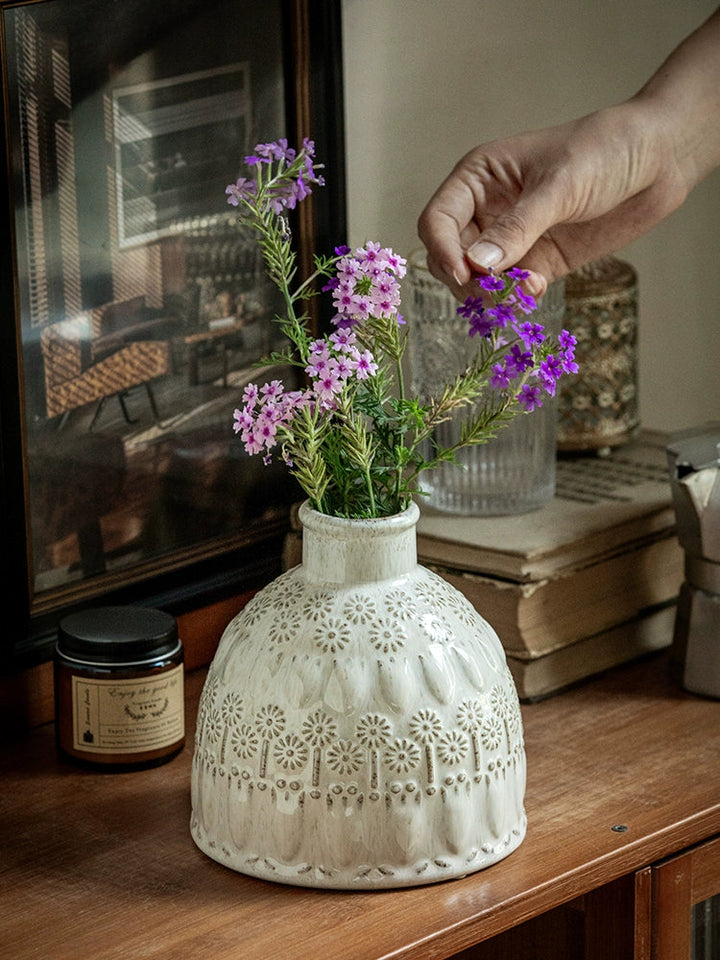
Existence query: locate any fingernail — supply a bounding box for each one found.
[467,240,504,269]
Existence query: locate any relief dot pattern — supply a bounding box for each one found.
[191,563,526,888]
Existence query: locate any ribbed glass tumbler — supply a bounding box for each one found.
[406,254,565,516]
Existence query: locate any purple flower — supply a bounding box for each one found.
[478,274,505,292]
[370,272,401,318]
[246,140,297,164]
[559,329,577,353]
[490,362,512,390]
[517,384,543,411]
[558,329,579,373]
[226,178,257,206]
[486,303,515,328]
[468,311,495,338]
[281,389,310,415]
[539,354,564,396]
[244,433,264,455]
[540,354,563,380]
[511,288,537,315]
[516,321,545,346]
[266,182,303,213]
[505,343,534,375]
[336,256,360,282]
[351,294,372,321]
[333,285,357,314]
[328,244,404,328]
[457,296,484,320]
[293,170,312,203]
[275,139,297,162]
[507,267,530,281]
[562,354,579,375]
[254,415,278,449]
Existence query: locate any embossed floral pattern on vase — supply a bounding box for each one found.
[191,501,526,888]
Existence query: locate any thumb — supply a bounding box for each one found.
[466,184,561,273]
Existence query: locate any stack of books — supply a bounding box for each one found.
[416,431,683,700]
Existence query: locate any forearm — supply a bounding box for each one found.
[632,6,720,189]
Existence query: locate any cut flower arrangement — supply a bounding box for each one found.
[228,138,578,519]
[191,143,548,890]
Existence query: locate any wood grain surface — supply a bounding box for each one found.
[2,651,718,960]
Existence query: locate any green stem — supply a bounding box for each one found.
[291,257,340,302]
[364,465,377,516]
[395,354,405,402]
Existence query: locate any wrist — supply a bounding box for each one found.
[632,9,720,190]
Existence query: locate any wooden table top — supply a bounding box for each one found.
[2,651,718,960]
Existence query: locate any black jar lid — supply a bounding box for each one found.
[57,606,180,665]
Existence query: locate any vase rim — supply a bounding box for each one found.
[298,499,419,536]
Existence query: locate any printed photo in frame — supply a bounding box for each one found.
[0,0,346,664]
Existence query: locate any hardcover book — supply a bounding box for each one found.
[416,432,675,582]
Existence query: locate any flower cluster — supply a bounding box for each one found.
[233,323,379,463]
[225,137,325,215]
[460,272,578,413]
[233,380,306,462]
[226,139,578,519]
[325,242,407,326]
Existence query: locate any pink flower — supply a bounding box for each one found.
[306,354,330,379]
[242,383,259,407]
[353,349,378,380]
[312,369,344,405]
[233,408,254,434]
[329,328,357,352]
[330,355,355,380]
[261,379,284,398]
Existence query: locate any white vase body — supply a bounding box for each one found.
[191,501,526,888]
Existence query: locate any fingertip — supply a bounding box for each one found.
[426,253,470,291]
[524,270,547,298]
[452,264,471,287]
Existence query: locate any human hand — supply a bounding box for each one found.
[417,101,689,299]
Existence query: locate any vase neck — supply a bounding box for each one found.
[298,501,419,585]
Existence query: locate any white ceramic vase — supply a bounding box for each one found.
[190,501,526,888]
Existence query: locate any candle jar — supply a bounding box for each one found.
[557,256,639,452]
[54,605,185,770]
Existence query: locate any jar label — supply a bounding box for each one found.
[71,665,184,754]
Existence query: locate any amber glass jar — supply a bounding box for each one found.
[54,605,184,770]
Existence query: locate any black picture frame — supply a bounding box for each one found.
[0,0,346,667]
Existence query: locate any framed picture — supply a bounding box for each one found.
[0,0,346,665]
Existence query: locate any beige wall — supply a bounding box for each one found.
[341,0,720,433]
